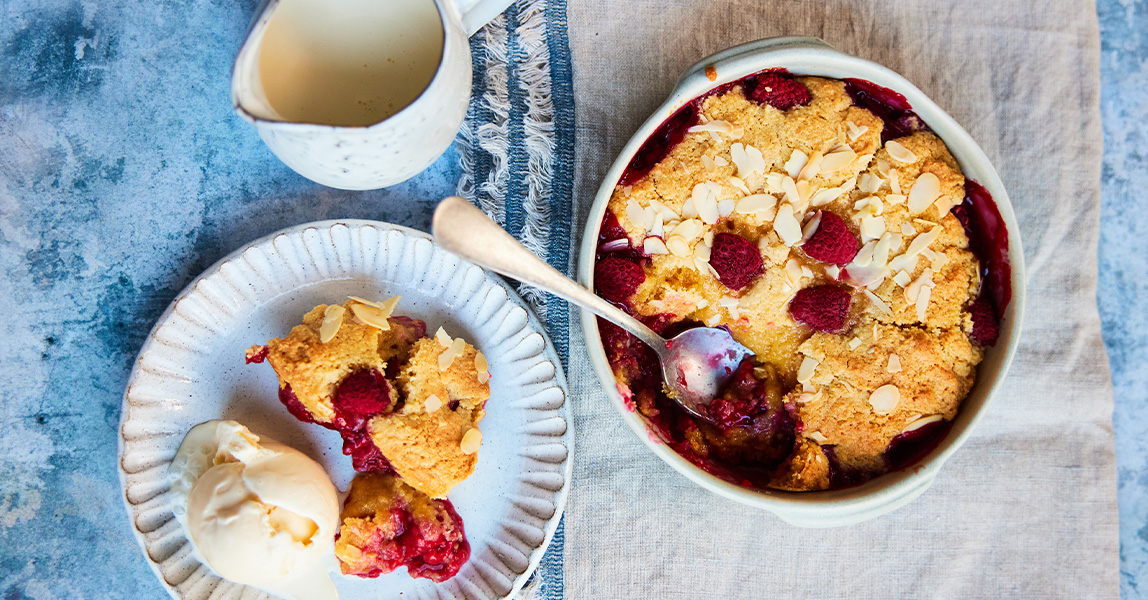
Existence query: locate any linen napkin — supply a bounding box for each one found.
[560,1,1119,598]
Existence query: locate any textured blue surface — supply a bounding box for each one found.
[0,0,459,596]
[1099,0,1148,598]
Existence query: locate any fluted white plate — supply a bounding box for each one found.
[118,220,572,600]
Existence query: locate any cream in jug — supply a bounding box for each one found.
[257,0,444,127]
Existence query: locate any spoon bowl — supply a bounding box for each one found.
[432,196,751,419]
[661,327,754,418]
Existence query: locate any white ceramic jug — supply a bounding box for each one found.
[231,0,513,190]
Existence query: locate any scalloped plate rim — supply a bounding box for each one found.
[117,218,573,600]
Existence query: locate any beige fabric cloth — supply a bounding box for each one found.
[561,1,1118,597]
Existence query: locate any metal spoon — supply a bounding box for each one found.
[432,196,754,420]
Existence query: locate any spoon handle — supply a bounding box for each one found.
[432,196,666,351]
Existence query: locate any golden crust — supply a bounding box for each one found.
[369,338,490,498]
[792,324,981,471]
[334,473,463,575]
[265,302,392,423]
[605,76,986,489]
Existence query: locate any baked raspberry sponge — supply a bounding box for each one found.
[335,473,470,582]
[369,333,490,498]
[596,69,1011,491]
[262,299,491,498]
[264,298,415,425]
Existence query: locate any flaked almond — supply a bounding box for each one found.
[460,428,483,454]
[773,204,803,246]
[688,119,733,135]
[714,156,729,167]
[887,354,902,373]
[348,296,383,308]
[863,289,893,316]
[887,252,920,273]
[424,394,443,413]
[475,352,490,384]
[718,198,736,219]
[819,146,857,173]
[904,268,935,303]
[852,240,877,267]
[735,193,777,218]
[876,158,891,177]
[701,155,718,174]
[784,149,809,178]
[885,140,918,163]
[889,172,902,195]
[622,185,632,197]
[901,221,917,236]
[782,176,802,207]
[625,198,646,229]
[892,270,913,287]
[644,237,669,255]
[336,543,363,563]
[691,183,720,225]
[902,414,944,434]
[436,326,452,347]
[801,211,823,243]
[869,384,900,414]
[730,143,766,178]
[908,172,941,214]
[693,243,711,262]
[669,218,704,241]
[795,180,813,210]
[846,121,869,141]
[704,231,714,247]
[728,176,751,195]
[667,236,691,257]
[872,232,894,267]
[859,173,884,194]
[765,172,786,194]
[319,304,346,343]
[797,151,823,181]
[439,337,466,371]
[824,265,841,280]
[351,302,392,330]
[807,431,830,443]
[886,193,907,205]
[845,263,889,289]
[784,258,804,286]
[848,337,863,350]
[681,197,699,219]
[915,285,932,321]
[860,215,886,243]
[904,226,944,258]
[649,213,665,237]
[797,356,819,384]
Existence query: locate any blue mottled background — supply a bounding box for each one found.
[1,0,1146,598]
[0,0,458,596]
[1100,0,1148,596]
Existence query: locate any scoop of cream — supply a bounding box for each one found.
[169,420,339,598]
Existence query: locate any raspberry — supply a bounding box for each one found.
[709,232,763,290]
[789,285,852,332]
[335,369,395,416]
[595,257,645,303]
[748,71,812,111]
[968,299,999,346]
[245,344,268,364]
[802,212,859,265]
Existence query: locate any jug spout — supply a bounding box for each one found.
[231,0,286,123]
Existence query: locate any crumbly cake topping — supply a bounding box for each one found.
[601,75,987,490]
[266,299,405,423]
[368,337,489,498]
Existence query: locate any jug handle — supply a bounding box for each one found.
[450,0,515,36]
